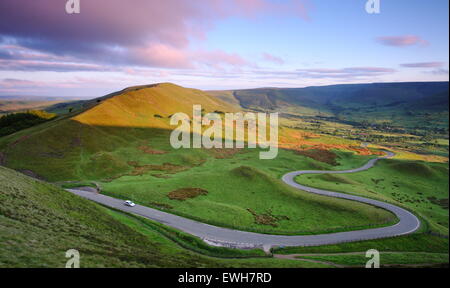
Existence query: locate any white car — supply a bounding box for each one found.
[124,200,136,207]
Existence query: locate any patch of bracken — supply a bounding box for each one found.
[167,188,208,201]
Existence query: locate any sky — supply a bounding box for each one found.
[0,0,448,98]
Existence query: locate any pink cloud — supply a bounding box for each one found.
[262,53,284,65]
[211,0,311,19]
[129,44,254,69]
[376,35,429,47]
[194,49,253,68]
[130,44,193,69]
[0,0,311,71]
[0,78,38,88]
[401,62,444,68]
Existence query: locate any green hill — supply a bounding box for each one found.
[209,82,449,129]
[2,165,340,268]
[0,165,215,267]
[0,83,397,236]
[1,82,447,267]
[296,159,449,235]
[0,83,236,180]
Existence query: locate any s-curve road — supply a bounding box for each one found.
[67,151,420,250]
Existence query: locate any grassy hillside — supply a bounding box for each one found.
[296,159,449,235]
[0,120,397,234]
[1,165,337,268]
[0,165,213,268]
[1,82,448,267]
[0,83,398,235]
[73,83,237,129]
[210,82,449,129]
[99,147,396,235]
[297,252,448,267]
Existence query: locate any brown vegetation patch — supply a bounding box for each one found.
[351,147,384,156]
[127,161,139,166]
[151,174,171,179]
[167,188,208,201]
[279,129,384,156]
[127,161,187,176]
[138,145,167,155]
[104,161,187,182]
[247,208,290,227]
[208,148,242,159]
[296,149,339,166]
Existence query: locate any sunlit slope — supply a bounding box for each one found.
[0,83,402,235]
[0,83,238,180]
[73,83,237,128]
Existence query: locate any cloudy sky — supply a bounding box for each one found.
[0,0,448,97]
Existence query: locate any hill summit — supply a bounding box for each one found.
[73,83,237,129]
[0,83,238,181]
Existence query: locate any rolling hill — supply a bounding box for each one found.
[2,164,337,268]
[209,82,449,128]
[73,83,237,129]
[0,83,237,180]
[0,82,399,236]
[0,81,448,267]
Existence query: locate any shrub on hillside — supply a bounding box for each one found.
[0,110,56,137]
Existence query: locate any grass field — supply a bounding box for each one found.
[98,145,396,235]
[0,165,334,268]
[273,233,448,254]
[1,83,448,267]
[0,99,66,115]
[296,252,448,267]
[0,108,398,235]
[295,159,449,235]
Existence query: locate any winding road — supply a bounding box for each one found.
[67,151,420,250]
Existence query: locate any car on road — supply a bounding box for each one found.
[124,200,136,207]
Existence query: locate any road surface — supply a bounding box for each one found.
[67,151,420,249]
